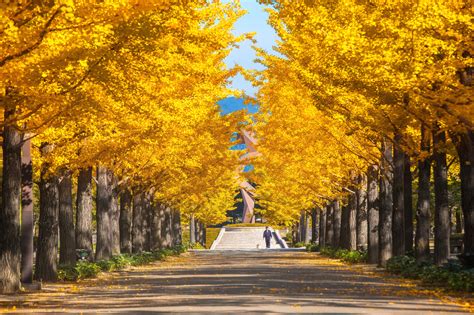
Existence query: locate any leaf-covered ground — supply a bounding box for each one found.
[0,251,472,314]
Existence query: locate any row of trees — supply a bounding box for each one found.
[252,0,472,266]
[1,1,246,293]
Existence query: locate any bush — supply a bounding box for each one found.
[306,243,320,252]
[386,255,474,293]
[294,241,306,248]
[58,246,186,282]
[75,261,102,279]
[319,246,367,264]
[57,264,79,281]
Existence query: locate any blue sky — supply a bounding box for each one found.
[224,0,278,96]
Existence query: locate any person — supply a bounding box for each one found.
[263,226,273,249]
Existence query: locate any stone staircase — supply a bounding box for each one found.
[211,227,287,250]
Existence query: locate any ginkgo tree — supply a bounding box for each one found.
[1,0,248,293]
[254,0,472,265]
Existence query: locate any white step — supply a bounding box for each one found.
[212,227,284,250]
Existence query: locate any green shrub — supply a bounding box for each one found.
[75,261,102,279]
[96,259,115,272]
[341,250,367,264]
[386,255,474,293]
[306,243,320,252]
[57,246,186,282]
[293,241,306,248]
[58,264,79,281]
[319,246,367,264]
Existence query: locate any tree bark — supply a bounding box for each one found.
[404,154,414,253]
[451,130,474,256]
[356,175,368,251]
[367,165,379,264]
[299,210,307,243]
[172,209,182,247]
[325,204,334,247]
[110,175,120,255]
[433,128,450,265]
[58,171,75,265]
[311,208,318,243]
[21,137,34,284]
[189,214,196,244]
[132,192,145,253]
[150,202,166,251]
[348,191,357,251]
[119,189,132,254]
[200,222,206,247]
[333,200,341,247]
[455,210,463,234]
[35,168,59,282]
[195,219,202,245]
[161,206,172,248]
[416,125,431,262]
[95,166,113,260]
[340,201,350,249]
[0,103,22,293]
[75,168,93,253]
[319,208,326,247]
[142,193,152,252]
[379,140,393,266]
[392,136,406,257]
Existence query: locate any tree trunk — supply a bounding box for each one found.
[433,128,450,265]
[161,206,172,248]
[95,166,113,260]
[299,210,306,243]
[35,168,59,282]
[132,192,145,253]
[58,171,75,265]
[333,200,342,247]
[367,165,379,264]
[76,167,93,253]
[111,175,120,255]
[189,214,196,244]
[348,191,357,251]
[392,137,405,257]
[119,189,132,254]
[379,140,393,266]
[172,209,182,247]
[311,208,318,243]
[404,154,414,253]
[21,137,34,284]
[416,125,431,262]
[142,193,152,252]
[319,208,326,247]
[325,204,334,247]
[455,210,463,234]
[0,103,22,293]
[451,130,474,256]
[356,175,368,251]
[200,222,206,247]
[195,219,202,245]
[305,212,311,242]
[340,201,350,249]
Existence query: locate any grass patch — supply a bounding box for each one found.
[206,228,221,249]
[58,245,186,281]
[182,227,221,249]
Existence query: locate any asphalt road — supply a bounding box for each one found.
[0,250,469,314]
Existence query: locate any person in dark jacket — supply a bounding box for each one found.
[263,226,273,249]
